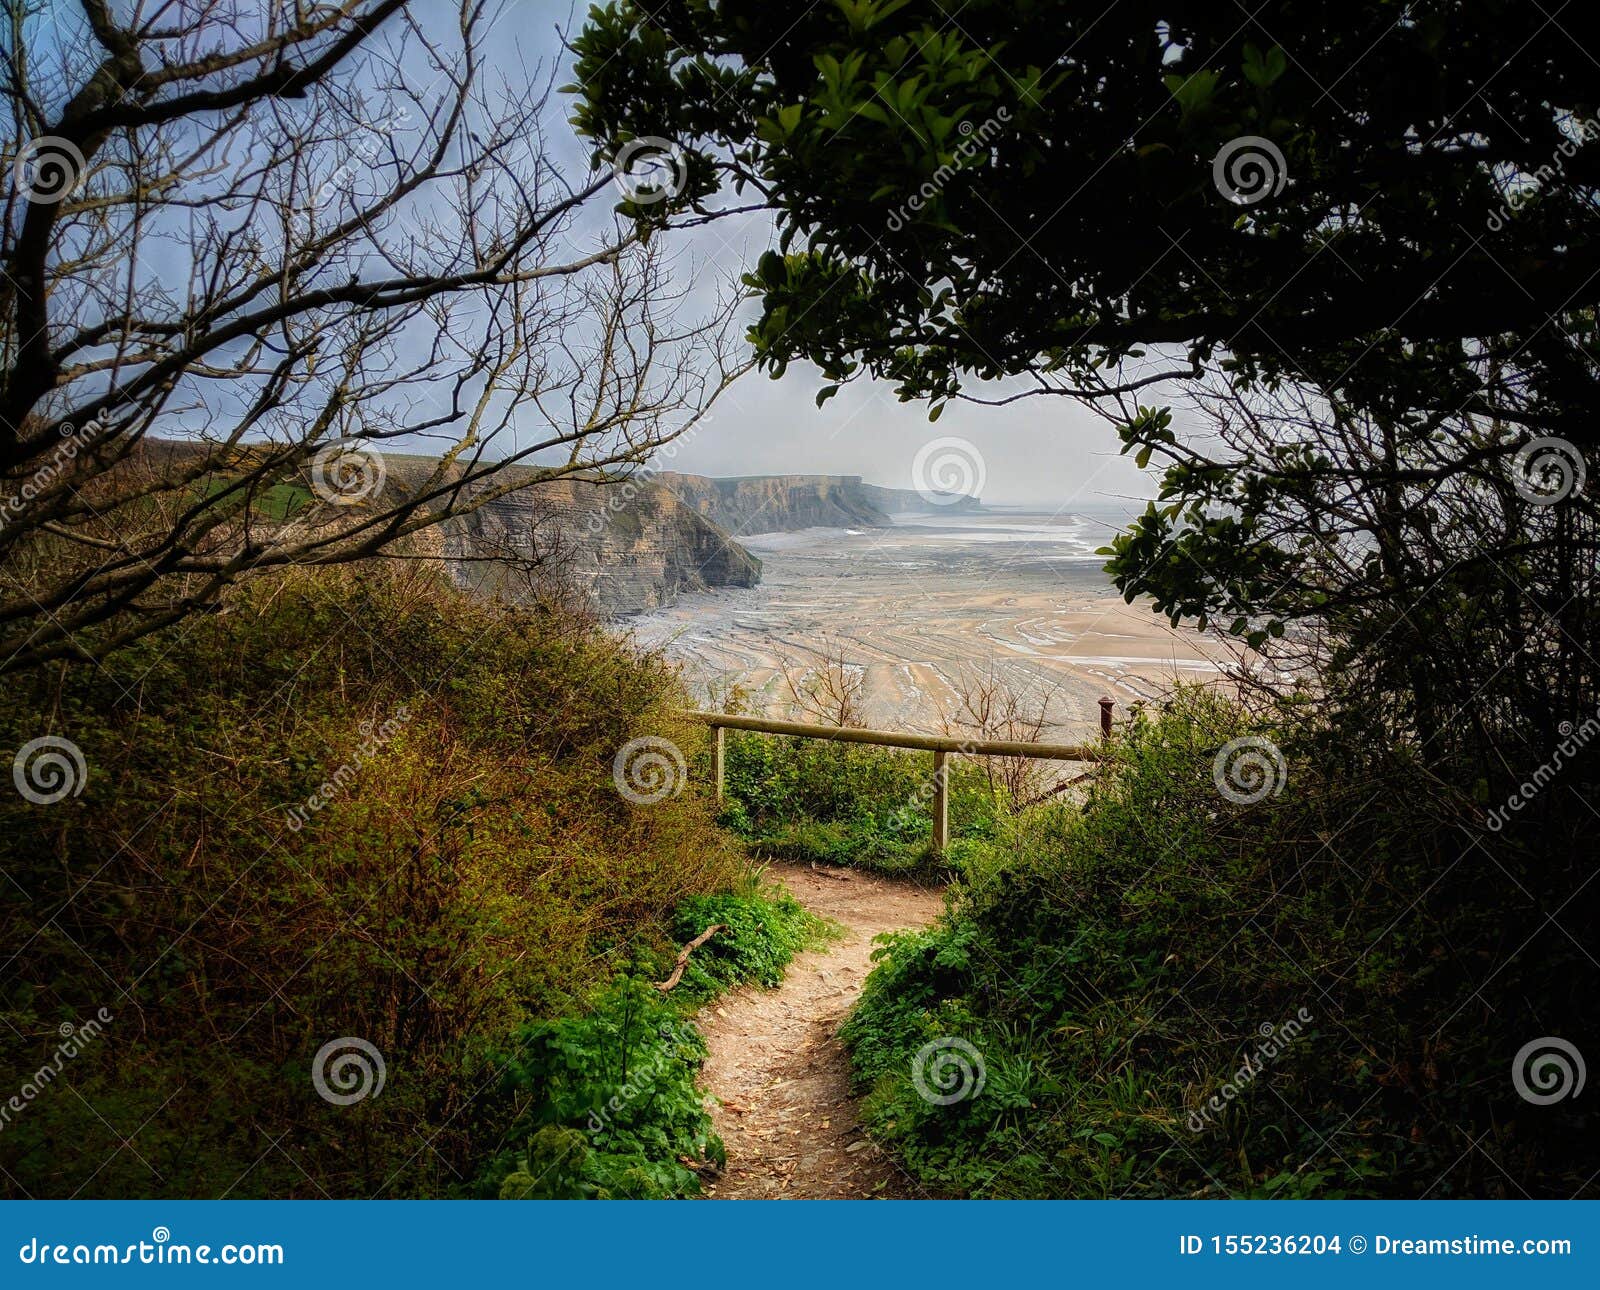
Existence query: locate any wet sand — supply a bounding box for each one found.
[621,509,1233,740]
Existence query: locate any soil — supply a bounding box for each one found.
[695,861,945,1199]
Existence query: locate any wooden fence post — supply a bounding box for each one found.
[674,711,1103,841]
[931,749,949,854]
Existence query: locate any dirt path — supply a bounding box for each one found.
[696,861,945,1199]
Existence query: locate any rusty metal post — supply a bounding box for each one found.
[712,723,725,807]
[1099,696,1115,740]
[931,749,949,854]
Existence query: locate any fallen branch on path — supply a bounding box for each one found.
[655,923,726,992]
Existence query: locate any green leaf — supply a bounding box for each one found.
[1243,43,1289,88]
[1164,69,1219,116]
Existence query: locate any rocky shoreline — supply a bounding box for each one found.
[435,470,980,617]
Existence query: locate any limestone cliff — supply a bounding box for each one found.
[432,475,760,618]
[859,482,982,516]
[656,473,882,534]
[386,462,980,618]
[136,445,986,618]
[658,472,979,535]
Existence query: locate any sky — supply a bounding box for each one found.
[25,0,1163,509]
[671,340,1163,509]
[608,189,1166,507]
[648,207,1163,509]
[504,0,1163,509]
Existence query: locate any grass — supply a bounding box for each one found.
[0,564,753,1198]
[478,871,833,1199]
[830,690,1595,1198]
[195,473,315,520]
[12,558,1583,1202]
[713,729,1005,874]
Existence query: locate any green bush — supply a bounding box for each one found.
[840,690,1596,1198]
[717,731,1001,872]
[479,886,830,1199]
[482,976,721,1200]
[669,887,833,996]
[0,565,744,1198]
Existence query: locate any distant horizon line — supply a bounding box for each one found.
[651,467,1156,509]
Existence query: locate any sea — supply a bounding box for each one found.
[619,503,1229,740]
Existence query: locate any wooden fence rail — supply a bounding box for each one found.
[679,699,1114,854]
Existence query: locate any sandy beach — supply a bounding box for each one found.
[620,508,1235,740]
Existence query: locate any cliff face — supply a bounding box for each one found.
[657,473,884,534]
[437,477,760,617]
[138,445,971,618]
[859,482,982,515]
[658,473,979,535]
[401,465,978,618]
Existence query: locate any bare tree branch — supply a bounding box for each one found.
[0,0,750,672]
